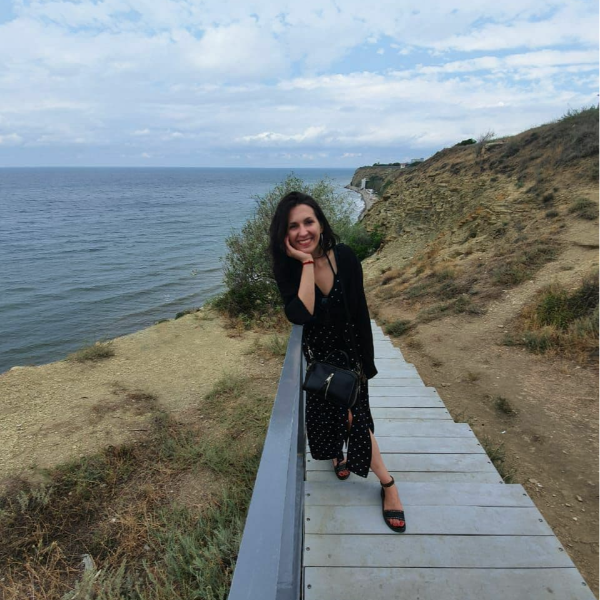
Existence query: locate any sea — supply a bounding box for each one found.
[0,167,360,374]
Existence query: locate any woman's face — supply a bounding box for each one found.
[287,204,323,255]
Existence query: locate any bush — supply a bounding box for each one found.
[511,272,599,361]
[384,320,413,336]
[216,175,357,319]
[568,198,597,220]
[341,223,383,261]
[66,341,115,363]
[555,106,599,164]
[455,138,476,146]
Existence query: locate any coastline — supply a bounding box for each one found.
[345,185,378,220]
[0,305,284,484]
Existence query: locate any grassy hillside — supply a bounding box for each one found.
[355,106,599,593]
[360,107,598,361]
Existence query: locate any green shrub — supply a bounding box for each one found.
[522,329,555,353]
[512,272,599,360]
[568,198,597,220]
[217,175,355,319]
[541,192,554,204]
[455,138,476,146]
[493,395,516,415]
[555,106,599,164]
[384,320,413,336]
[339,222,383,261]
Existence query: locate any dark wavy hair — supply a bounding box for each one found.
[269,191,339,281]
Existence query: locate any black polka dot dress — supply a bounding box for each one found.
[302,258,375,479]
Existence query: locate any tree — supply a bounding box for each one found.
[215,174,356,319]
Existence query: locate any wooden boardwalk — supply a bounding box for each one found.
[303,321,595,600]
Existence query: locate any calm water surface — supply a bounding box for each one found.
[0,167,359,373]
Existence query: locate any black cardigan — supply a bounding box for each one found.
[274,243,378,379]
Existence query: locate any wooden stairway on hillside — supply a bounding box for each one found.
[302,320,595,600]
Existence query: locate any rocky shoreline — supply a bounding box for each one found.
[345,185,378,220]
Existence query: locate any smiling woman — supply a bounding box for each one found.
[268,190,407,532]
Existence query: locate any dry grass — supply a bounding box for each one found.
[66,341,115,363]
[506,271,599,363]
[384,319,413,337]
[0,370,276,599]
[480,435,517,483]
[568,198,598,220]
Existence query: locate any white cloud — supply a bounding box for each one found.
[0,0,597,165]
[0,133,23,145]
[240,126,327,144]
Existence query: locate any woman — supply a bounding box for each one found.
[268,191,406,532]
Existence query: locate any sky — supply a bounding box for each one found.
[0,0,598,167]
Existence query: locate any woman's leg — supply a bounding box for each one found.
[368,426,405,528]
[332,409,352,476]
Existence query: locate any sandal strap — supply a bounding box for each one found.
[383,510,405,518]
[381,476,395,488]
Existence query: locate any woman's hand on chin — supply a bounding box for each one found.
[285,235,313,263]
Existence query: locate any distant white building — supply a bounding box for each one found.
[360,178,367,189]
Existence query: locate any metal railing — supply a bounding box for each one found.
[227,324,306,600]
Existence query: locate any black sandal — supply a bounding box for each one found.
[333,452,350,480]
[380,476,406,532]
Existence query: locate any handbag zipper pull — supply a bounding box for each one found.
[324,373,334,398]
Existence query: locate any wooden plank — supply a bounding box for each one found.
[370,407,452,420]
[376,358,418,367]
[307,453,496,473]
[369,387,439,396]
[370,377,425,385]
[373,364,415,371]
[369,380,425,388]
[306,436,483,455]
[306,470,504,483]
[303,534,573,568]
[305,505,554,535]
[372,421,472,436]
[374,350,409,359]
[304,481,533,507]
[304,568,596,600]
[367,436,484,453]
[368,396,445,408]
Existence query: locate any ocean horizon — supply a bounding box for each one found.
[0,167,361,374]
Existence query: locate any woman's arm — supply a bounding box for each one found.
[297,261,315,316]
[347,246,378,379]
[274,237,318,325]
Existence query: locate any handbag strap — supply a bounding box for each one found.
[304,245,362,377]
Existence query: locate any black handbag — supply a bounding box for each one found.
[302,245,363,409]
[303,349,361,409]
